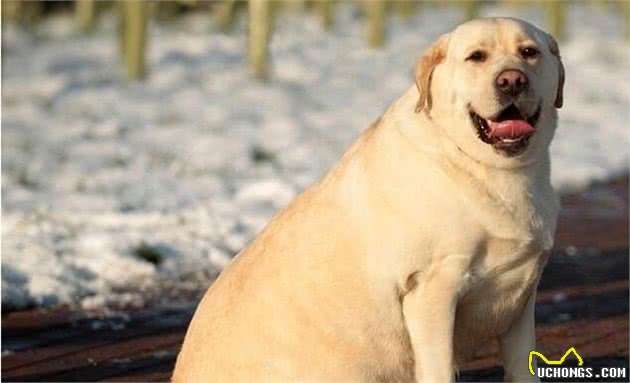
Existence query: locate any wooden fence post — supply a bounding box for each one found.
[462,0,478,21]
[588,0,607,9]
[119,0,148,80]
[76,0,96,32]
[248,0,273,80]
[623,0,630,41]
[2,0,22,24]
[393,0,416,22]
[318,0,335,30]
[214,0,237,31]
[546,0,566,41]
[2,0,41,27]
[499,0,521,8]
[153,1,179,22]
[366,0,386,48]
[283,0,306,12]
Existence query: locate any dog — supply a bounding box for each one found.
[173,17,564,382]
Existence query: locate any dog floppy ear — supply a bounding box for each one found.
[415,33,450,114]
[546,33,565,109]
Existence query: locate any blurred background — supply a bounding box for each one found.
[1,1,628,381]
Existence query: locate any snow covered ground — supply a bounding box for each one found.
[2,3,628,310]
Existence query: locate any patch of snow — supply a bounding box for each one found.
[2,4,628,309]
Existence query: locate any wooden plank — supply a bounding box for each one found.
[536,281,628,324]
[1,308,78,334]
[462,315,629,371]
[539,250,628,291]
[4,332,181,381]
[556,176,629,251]
[105,369,173,382]
[2,305,194,367]
[537,279,630,303]
[461,356,629,382]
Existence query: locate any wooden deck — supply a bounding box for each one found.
[2,177,629,382]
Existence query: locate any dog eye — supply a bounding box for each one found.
[521,47,540,59]
[466,50,487,62]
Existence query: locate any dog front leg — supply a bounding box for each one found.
[402,256,469,383]
[499,289,541,383]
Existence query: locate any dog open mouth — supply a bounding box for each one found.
[469,103,541,156]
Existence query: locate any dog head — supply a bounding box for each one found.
[415,18,564,167]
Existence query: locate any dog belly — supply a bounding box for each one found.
[175,301,415,382]
[174,255,415,382]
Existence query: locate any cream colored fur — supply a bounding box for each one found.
[172,18,564,383]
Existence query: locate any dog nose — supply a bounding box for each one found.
[496,69,528,97]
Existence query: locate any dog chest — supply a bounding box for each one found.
[453,239,547,360]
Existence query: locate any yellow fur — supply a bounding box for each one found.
[173,18,562,383]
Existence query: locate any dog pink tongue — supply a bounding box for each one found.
[488,120,535,138]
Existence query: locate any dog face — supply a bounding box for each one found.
[415,18,564,167]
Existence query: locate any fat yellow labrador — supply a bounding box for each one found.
[173,17,564,383]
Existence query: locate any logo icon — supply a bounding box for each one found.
[529,347,584,376]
